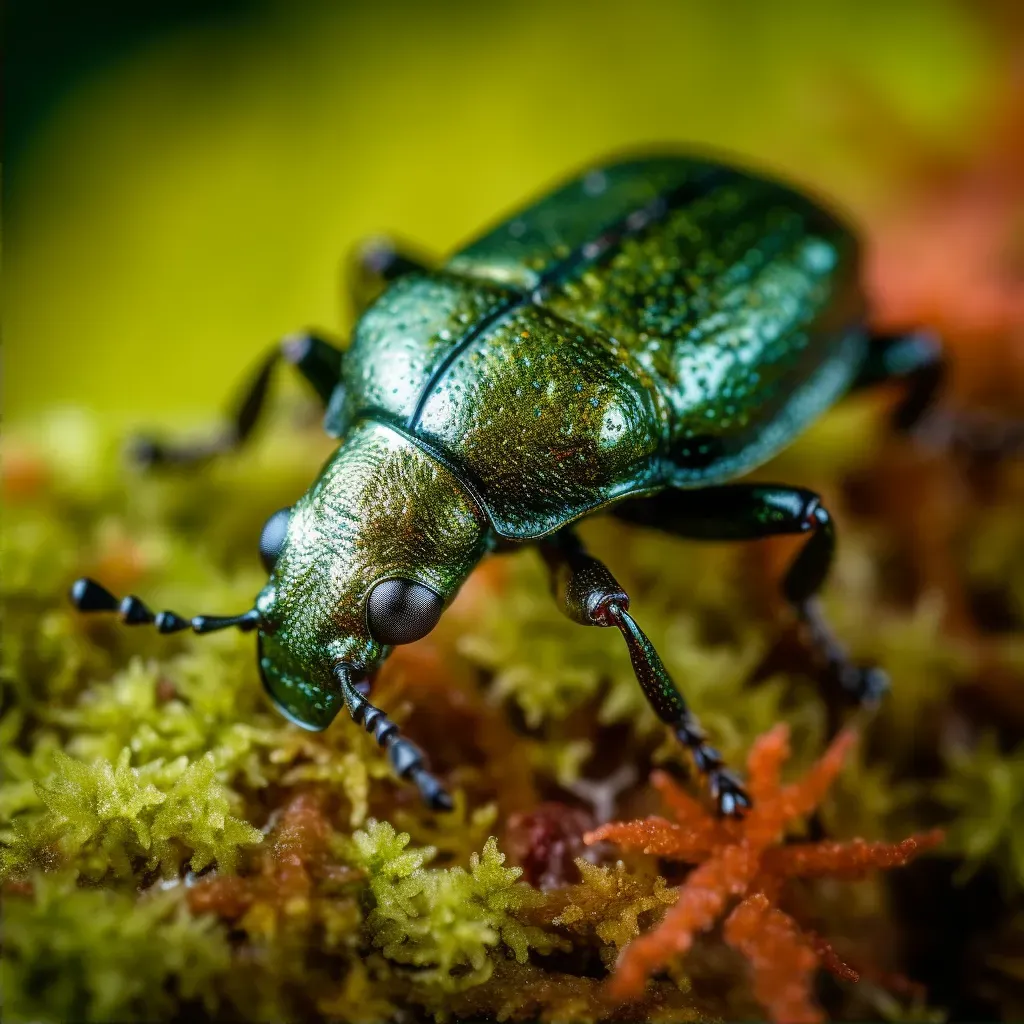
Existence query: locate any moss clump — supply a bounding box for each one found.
[349,821,560,991]
[936,733,1024,893]
[3,748,262,881]
[1,873,230,1023]
[1,393,1022,1021]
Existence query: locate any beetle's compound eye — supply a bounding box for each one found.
[259,507,291,572]
[366,578,443,646]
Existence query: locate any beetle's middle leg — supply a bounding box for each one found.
[538,529,751,817]
[615,485,889,706]
[132,332,344,467]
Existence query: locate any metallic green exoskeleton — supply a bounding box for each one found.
[71,153,953,814]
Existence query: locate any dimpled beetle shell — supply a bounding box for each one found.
[260,154,867,728]
[331,155,864,537]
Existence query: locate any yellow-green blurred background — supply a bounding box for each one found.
[5,0,1019,429]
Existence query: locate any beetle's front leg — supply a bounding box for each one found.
[133,331,345,467]
[538,530,751,817]
[334,664,453,812]
[616,486,889,705]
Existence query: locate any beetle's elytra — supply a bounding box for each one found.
[72,152,953,815]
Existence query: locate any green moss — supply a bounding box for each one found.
[3,747,262,880]
[1,873,230,1023]
[936,733,1024,893]
[2,399,1023,1020]
[348,821,561,992]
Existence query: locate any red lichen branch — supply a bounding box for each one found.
[805,931,861,984]
[607,842,760,1000]
[774,728,858,825]
[589,724,944,1023]
[723,893,823,1024]
[744,722,792,804]
[763,830,945,880]
[650,769,717,828]
[586,815,720,862]
[804,930,928,1001]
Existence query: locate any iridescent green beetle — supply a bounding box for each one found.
[71,153,954,815]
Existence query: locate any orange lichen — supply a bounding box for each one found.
[586,725,943,1022]
[723,893,821,1024]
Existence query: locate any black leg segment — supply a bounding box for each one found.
[348,236,432,316]
[334,664,453,811]
[852,331,946,433]
[615,485,889,705]
[854,331,1024,454]
[131,331,344,468]
[539,530,751,817]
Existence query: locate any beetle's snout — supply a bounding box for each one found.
[249,420,491,732]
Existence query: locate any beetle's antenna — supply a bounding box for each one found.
[334,663,453,811]
[69,577,260,634]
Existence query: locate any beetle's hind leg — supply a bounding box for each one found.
[855,330,1024,454]
[132,332,344,467]
[539,530,750,817]
[615,485,889,706]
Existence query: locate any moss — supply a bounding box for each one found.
[555,859,677,958]
[348,821,561,992]
[2,388,1023,1020]
[936,733,1024,893]
[3,747,263,880]
[1,873,230,1023]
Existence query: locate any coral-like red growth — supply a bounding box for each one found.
[724,894,821,1024]
[586,725,944,1023]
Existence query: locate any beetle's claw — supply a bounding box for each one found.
[838,663,890,707]
[710,769,751,818]
[413,769,454,812]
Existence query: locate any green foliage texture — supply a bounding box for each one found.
[1,402,1022,1022]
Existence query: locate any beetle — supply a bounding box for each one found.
[70,152,957,816]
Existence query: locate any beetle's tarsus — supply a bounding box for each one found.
[798,599,890,707]
[856,330,1024,458]
[709,769,751,818]
[410,767,455,812]
[127,432,233,469]
[387,737,453,811]
[130,332,344,470]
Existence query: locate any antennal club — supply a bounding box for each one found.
[69,577,260,635]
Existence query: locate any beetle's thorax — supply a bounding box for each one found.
[255,419,490,727]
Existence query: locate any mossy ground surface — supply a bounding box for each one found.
[2,386,1023,1021]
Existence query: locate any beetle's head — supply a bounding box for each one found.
[71,420,490,742]
[252,421,490,728]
